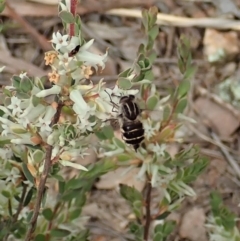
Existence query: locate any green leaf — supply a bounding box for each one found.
[120,184,142,203]
[42,208,53,221]
[50,228,71,237]
[146,95,159,110]
[148,25,159,41]
[117,153,132,162]
[118,68,132,78]
[112,137,125,150]
[141,9,149,31]
[58,181,65,194]
[133,200,143,219]
[154,221,176,241]
[32,150,45,164]
[69,208,82,221]
[118,77,132,89]
[102,125,114,139]
[32,96,41,107]
[24,187,34,206]
[0,0,5,14]
[183,66,196,81]
[22,163,34,184]
[20,76,33,93]
[2,190,10,198]
[163,105,171,121]
[12,76,21,89]
[35,234,46,241]
[148,6,158,27]
[175,98,187,114]
[210,191,236,230]
[59,11,75,23]
[177,80,191,98]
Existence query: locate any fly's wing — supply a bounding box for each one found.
[109,119,120,130]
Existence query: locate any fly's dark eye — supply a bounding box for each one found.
[68,45,81,57]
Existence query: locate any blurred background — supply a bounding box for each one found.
[2,0,240,240]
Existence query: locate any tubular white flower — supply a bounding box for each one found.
[11,136,35,145]
[75,39,108,70]
[36,85,61,98]
[20,104,45,122]
[70,89,96,119]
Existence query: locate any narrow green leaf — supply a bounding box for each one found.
[42,208,53,221]
[177,80,191,98]
[59,11,75,23]
[58,181,65,194]
[69,208,82,221]
[23,188,34,206]
[50,228,71,237]
[22,163,34,184]
[120,184,142,203]
[117,153,132,162]
[148,25,159,41]
[183,66,196,81]
[175,98,187,114]
[112,137,125,150]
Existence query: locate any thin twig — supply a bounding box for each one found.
[5,2,51,51]
[106,8,240,30]
[25,103,63,241]
[197,86,240,119]
[210,130,240,179]
[144,175,152,241]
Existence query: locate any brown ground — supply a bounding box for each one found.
[2,0,240,240]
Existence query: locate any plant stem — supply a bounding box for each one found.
[144,175,152,241]
[25,103,63,241]
[69,0,78,37]
[3,184,27,241]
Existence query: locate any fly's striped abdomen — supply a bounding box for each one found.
[121,121,144,150]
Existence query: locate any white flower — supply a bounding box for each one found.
[58,52,72,67]
[18,206,30,220]
[51,32,69,51]
[19,72,27,79]
[142,119,160,140]
[78,118,96,132]
[70,89,96,119]
[75,39,108,70]
[5,167,21,185]
[17,117,30,128]
[1,124,11,136]
[35,118,52,132]
[148,143,166,156]
[0,148,13,159]
[36,85,61,98]
[8,96,23,116]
